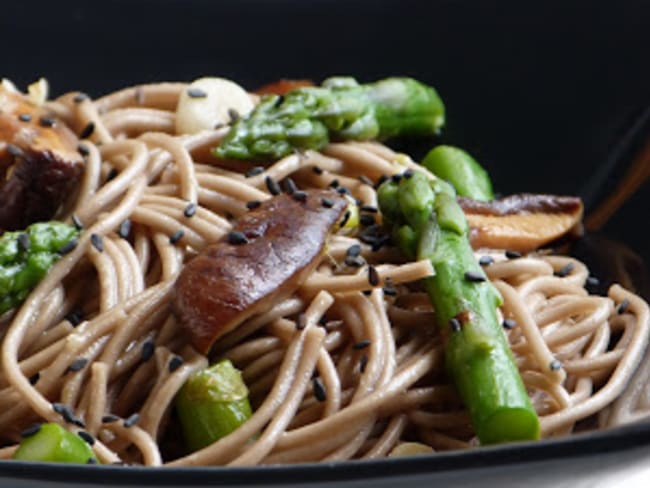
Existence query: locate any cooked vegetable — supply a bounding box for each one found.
[13,423,96,464]
[175,359,252,451]
[174,190,348,353]
[176,77,255,135]
[378,170,540,444]
[460,194,583,252]
[0,83,84,231]
[422,145,494,201]
[0,222,80,314]
[214,77,444,161]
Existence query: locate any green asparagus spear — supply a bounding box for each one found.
[378,171,539,444]
[175,359,252,451]
[214,77,444,161]
[422,145,494,201]
[13,423,97,464]
[0,222,80,315]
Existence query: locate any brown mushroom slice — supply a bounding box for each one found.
[0,85,83,231]
[458,194,583,252]
[174,190,348,354]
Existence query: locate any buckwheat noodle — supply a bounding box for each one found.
[0,82,648,466]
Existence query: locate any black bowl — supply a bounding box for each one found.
[2,0,649,485]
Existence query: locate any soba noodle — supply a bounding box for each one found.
[0,82,648,466]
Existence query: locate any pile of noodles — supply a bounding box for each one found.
[0,82,648,466]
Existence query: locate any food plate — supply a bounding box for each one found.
[1,0,649,485]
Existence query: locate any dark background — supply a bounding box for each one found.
[2,0,649,261]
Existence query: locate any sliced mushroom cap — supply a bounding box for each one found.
[0,84,83,231]
[174,190,348,354]
[459,194,584,253]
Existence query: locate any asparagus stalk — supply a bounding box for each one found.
[422,145,494,201]
[175,359,252,451]
[378,171,539,444]
[214,77,444,161]
[13,423,96,464]
[0,222,80,314]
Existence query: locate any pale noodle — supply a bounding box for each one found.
[0,82,647,466]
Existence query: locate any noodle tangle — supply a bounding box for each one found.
[0,82,648,466]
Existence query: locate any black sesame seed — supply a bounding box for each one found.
[101,414,119,424]
[187,87,207,98]
[505,250,522,259]
[90,233,104,253]
[618,299,630,315]
[52,403,67,415]
[18,113,32,122]
[312,166,324,175]
[58,238,78,255]
[67,358,88,373]
[383,286,398,297]
[265,176,281,196]
[227,231,249,245]
[391,174,403,183]
[464,271,486,283]
[29,372,40,385]
[39,116,56,128]
[214,122,225,130]
[362,290,372,296]
[375,174,389,188]
[87,458,98,465]
[65,309,83,327]
[586,276,600,288]
[449,318,462,332]
[123,413,140,428]
[358,175,374,186]
[78,430,95,445]
[168,356,183,372]
[169,229,185,245]
[141,340,155,361]
[328,179,340,189]
[367,265,380,287]
[312,377,326,402]
[360,205,378,214]
[245,166,265,178]
[346,244,362,257]
[345,255,365,268]
[282,177,297,195]
[549,359,562,371]
[183,202,197,218]
[554,263,574,278]
[118,220,131,239]
[72,214,84,230]
[17,233,30,252]
[21,423,41,438]
[79,122,95,139]
[352,339,371,350]
[321,197,334,208]
[360,214,375,227]
[73,93,89,103]
[6,143,24,158]
[359,354,368,373]
[339,210,351,228]
[292,190,308,202]
[403,169,414,179]
[246,200,262,210]
[502,318,517,330]
[296,314,307,330]
[336,186,351,196]
[228,108,240,123]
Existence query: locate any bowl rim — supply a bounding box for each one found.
[1,420,650,485]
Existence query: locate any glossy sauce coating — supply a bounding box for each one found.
[174,190,347,353]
